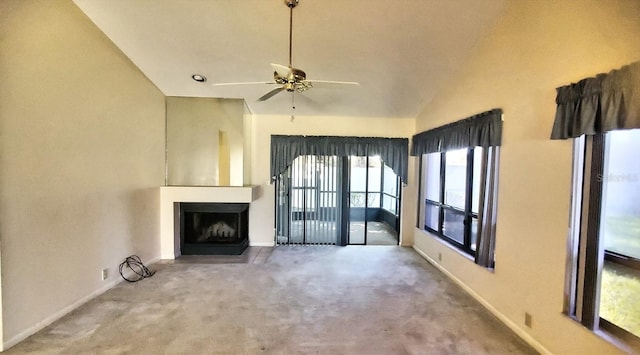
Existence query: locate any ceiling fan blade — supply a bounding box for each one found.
[257,86,286,101]
[305,80,360,88]
[270,63,292,78]
[212,81,277,87]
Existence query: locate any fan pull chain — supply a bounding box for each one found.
[291,92,296,122]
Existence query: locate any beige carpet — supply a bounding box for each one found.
[6,246,536,354]
[361,221,399,245]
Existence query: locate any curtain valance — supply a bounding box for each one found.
[550,61,640,139]
[270,135,409,183]
[410,108,503,156]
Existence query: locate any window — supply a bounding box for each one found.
[349,156,400,213]
[411,108,502,268]
[382,165,400,215]
[421,148,484,256]
[549,60,640,349]
[367,156,382,208]
[566,129,640,344]
[349,156,368,208]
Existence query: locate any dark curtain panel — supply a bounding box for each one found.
[475,146,500,268]
[270,135,409,183]
[550,61,640,139]
[410,108,503,155]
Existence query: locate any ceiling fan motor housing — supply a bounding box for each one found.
[273,67,308,92]
[285,0,299,8]
[288,67,306,82]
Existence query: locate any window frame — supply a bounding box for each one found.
[565,132,640,349]
[382,164,401,216]
[422,148,480,257]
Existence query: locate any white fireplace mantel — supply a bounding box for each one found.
[160,186,260,259]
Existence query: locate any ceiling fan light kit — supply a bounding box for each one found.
[211,0,358,105]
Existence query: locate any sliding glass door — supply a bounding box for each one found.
[275,155,400,246]
[276,156,341,245]
[348,156,367,244]
[348,156,400,245]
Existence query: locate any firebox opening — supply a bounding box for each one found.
[179,202,249,255]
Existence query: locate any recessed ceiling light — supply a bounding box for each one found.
[191,74,206,82]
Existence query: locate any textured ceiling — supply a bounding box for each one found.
[73,0,506,118]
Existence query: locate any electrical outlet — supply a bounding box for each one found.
[101,268,109,281]
[438,252,442,262]
[524,312,532,328]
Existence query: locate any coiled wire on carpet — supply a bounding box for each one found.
[119,255,155,282]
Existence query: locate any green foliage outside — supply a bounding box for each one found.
[600,216,640,337]
[600,261,640,338]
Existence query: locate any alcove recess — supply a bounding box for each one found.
[165,96,251,186]
[161,97,257,258]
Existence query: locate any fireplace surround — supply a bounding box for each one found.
[160,186,260,259]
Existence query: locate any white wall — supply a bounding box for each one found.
[247,115,416,247]
[412,1,640,353]
[0,0,166,348]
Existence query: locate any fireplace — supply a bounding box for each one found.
[177,202,249,255]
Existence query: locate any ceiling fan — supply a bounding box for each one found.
[212,0,359,103]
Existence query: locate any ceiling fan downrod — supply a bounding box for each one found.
[285,0,299,67]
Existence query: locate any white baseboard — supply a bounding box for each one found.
[250,241,275,247]
[3,277,120,351]
[2,255,161,351]
[411,246,551,355]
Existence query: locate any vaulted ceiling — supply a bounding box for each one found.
[73,0,506,118]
